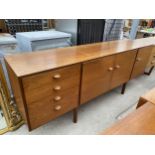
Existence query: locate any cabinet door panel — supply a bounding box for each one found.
[81,56,115,104]
[131,46,153,79]
[111,50,137,89]
[147,46,155,67]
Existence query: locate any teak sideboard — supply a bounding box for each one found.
[4,37,155,131]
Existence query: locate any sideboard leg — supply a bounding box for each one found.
[136,97,147,109]
[73,108,78,123]
[121,83,127,94]
[144,66,154,76]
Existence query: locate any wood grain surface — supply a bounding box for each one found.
[101,102,155,135]
[5,37,155,77]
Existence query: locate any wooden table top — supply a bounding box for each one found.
[101,102,155,135]
[141,87,155,105]
[5,37,155,77]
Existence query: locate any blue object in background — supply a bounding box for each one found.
[129,19,140,40]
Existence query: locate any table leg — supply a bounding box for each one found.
[136,97,147,109]
[121,83,127,94]
[144,66,154,76]
[73,108,78,123]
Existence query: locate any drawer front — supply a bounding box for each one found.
[111,50,137,89]
[22,64,81,130]
[81,55,115,104]
[131,46,153,79]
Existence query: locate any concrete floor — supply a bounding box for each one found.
[6,69,155,135]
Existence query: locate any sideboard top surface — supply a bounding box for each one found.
[5,37,155,77]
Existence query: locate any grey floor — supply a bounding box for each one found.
[6,69,155,135]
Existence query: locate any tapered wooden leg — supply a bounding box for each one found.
[121,83,127,94]
[136,97,147,109]
[73,108,78,123]
[144,66,154,76]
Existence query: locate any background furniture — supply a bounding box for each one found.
[0,33,17,53]
[2,19,55,36]
[101,102,155,135]
[5,37,154,131]
[103,19,124,41]
[137,87,155,108]
[16,30,72,52]
[0,33,19,93]
[55,19,124,45]
[77,19,105,45]
[102,87,155,135]
[0,20,7,33]
[55,19,105,45]
[5,19,43,36]
[138,28,155,38]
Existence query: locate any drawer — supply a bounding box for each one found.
[26,87,79,129]
[22,64,81,130]
[23,64,80,103]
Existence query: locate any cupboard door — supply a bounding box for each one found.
[111,50,137,89]
[131,46,153,79]
[81,56,115,104]
[147,46,155,67]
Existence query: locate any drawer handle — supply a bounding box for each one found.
[136,58,141,62]
[151,61,155,64]
[53,86,61,91]
[108,67,114,71]
[53,74,61,79]
[115,65,120,69]
[54,96,62,101]
[54,105,62,111]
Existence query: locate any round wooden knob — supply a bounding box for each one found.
[136,58,141,62]
[115,65,120,69]
[151,61,155,64]
[54,96,61,101]
[108,67,114,71]
[53,86,61,91]
[53,74,61,79]
[54,105,62,111]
